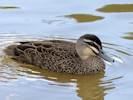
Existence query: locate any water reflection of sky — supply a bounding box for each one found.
[0,1,132,35]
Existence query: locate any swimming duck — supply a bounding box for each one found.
[4,34,114,74]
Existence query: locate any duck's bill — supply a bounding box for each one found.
[98,49,114,62]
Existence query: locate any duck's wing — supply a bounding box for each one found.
[4,40,78,67]
[19,40,76,50]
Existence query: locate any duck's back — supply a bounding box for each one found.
[4,40,84,74]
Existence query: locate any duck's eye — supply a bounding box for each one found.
[85,41,94,46]
[89,42,94,45]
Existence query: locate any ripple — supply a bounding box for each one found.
[0,58,110,100]
[42,19,65,24]
[97,4,133,13]
[122,32,133,40]
[0,0,133,99]
[112,56,124,63]
[0,34,133,100]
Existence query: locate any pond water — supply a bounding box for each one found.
[0,0,133,100]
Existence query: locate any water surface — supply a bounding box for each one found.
[0,0,133,100]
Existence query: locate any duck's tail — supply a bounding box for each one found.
[4,45,17,57]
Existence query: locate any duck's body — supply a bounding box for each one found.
[4,34,114,74]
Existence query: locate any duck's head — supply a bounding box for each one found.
[76,34,114,62]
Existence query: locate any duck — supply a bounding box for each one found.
[4,34,114,74]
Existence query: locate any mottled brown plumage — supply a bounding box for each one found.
[4,34,114,74]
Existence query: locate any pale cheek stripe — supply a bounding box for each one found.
[83,39,101,49]
[89,46,99,54]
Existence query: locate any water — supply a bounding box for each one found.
[0,0,133,100]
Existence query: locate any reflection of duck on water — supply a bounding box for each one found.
[4,34,114,74]
[17,64,114,100]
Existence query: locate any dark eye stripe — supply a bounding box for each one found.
[85,42,99,51]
